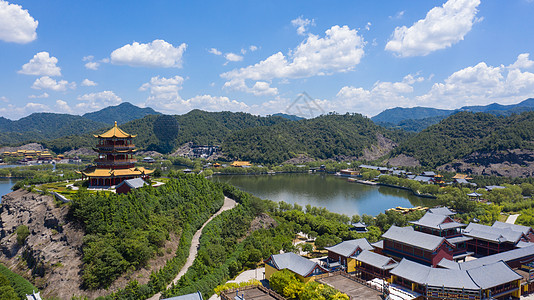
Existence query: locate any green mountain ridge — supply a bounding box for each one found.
[82,102,161,125]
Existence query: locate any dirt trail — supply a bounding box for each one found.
[147,196,238,300]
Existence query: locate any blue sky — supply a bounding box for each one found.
[1,0,534,119]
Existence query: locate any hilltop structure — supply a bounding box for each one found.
[80,122,153,187]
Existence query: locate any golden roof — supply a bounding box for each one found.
[94,121,136,139]
[452,173,473,180]
[231,161,251,167]
[81,167,154,177]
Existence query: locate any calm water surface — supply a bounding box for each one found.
[212,173,436,216]
[0,178,18,203]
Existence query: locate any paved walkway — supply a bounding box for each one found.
[148,197,238,300]
[506,214,520,224]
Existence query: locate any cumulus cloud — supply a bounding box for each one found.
[291,16,315,35]
[209,48,222,55]
[0,102,51,119]
[224,79,278,96]
[335,74,424,116]
[110,39,187,68]
[55,99,73,114]
[222,25,365,95]
[85,62,99,70]
[19,52,61,76]
[416,54,534,108]
[389,11,405,20]
[249,45,258,52]
[81,79,97,86]
[0,0,38,44]
[76,91,122,112]
[28,92,49,99]
[139,75,249,114]
[385,0,481,57]
[224,52,243,62]
[31,76,75,91]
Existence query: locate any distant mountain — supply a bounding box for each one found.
[394,111,534,168]
[82,102,161,124]
[0,113,108,146]
[271,113,305,121]
[372,107,453,125]
[373,98,534,131]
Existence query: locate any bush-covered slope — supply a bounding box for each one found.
[394,111,534,167]
[82,102,161,125]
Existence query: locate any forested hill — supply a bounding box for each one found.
[82,102,161,125]
[0,113,108,145]
[41,111,404,163]
[373,98,534,132]
[393,111,534,168]
[221,113,405,164]
[42,110,291,153]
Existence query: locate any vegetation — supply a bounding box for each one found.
[15,225,29,245]
[395,111,534,167]
[269,270,349,300]
[71,174,224,289]
[0,263,38,300]
[82,102,160,125]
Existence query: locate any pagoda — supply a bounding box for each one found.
[80,122,153,187]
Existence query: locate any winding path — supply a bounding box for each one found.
[148,196,237,300]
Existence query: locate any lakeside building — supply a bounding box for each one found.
[264,252,328,283]
[324,238,374,271]
[353,250,398,281]
[381,225,454,266]
[79,122,153,187]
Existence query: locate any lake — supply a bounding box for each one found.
[211,173,436,216]
[0,178,18,203]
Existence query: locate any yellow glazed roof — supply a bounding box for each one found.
[81,167,154,177]
[94,121,136,138]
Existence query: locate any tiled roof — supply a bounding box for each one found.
[382,226,448,251]
[458,243,534,270]
[467,261,522,290]
[463,223,524,243]
[162,291,203,300]
[428,207,456,216]
[82,167,154,177]
[492,221,532,235]
[325,238,373,257]
[354,250,397,270]
[94,121,136,138]
[266,252,326,277]
[410,212,465,230]
[392,259,520,290]
[117,178,148,189]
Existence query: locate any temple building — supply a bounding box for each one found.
[80,122,153,187]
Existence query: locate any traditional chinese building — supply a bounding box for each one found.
[80,122,153,187]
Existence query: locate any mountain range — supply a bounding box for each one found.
[372,98,534,131]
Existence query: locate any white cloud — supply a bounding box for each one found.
[224,79,278,96]
[0,0,38,44]
[365,22,372,31]
[224,52,243,62]
[249,45,258,52]
[139,75,249,114]
[76,91,122,112]
[19,52,61,76]
[82,55,94,61]
[0,96,9,103]
[209,48,222,55]
[81,79,97,86]
[222,25,365,95]
[509,53,534,69]
[110,39,187,68]
[0,102,51,119]
[291,16,315,35]
[28,92,49,99]
[417,55,534,108]
[389,10,405,20]
[55,100,73,114]
[85,61,99,70]
[31,76,75,91]
[335,74,424,116]
[385,0,481,57]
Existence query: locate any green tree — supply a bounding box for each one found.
[15,226,29,245]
